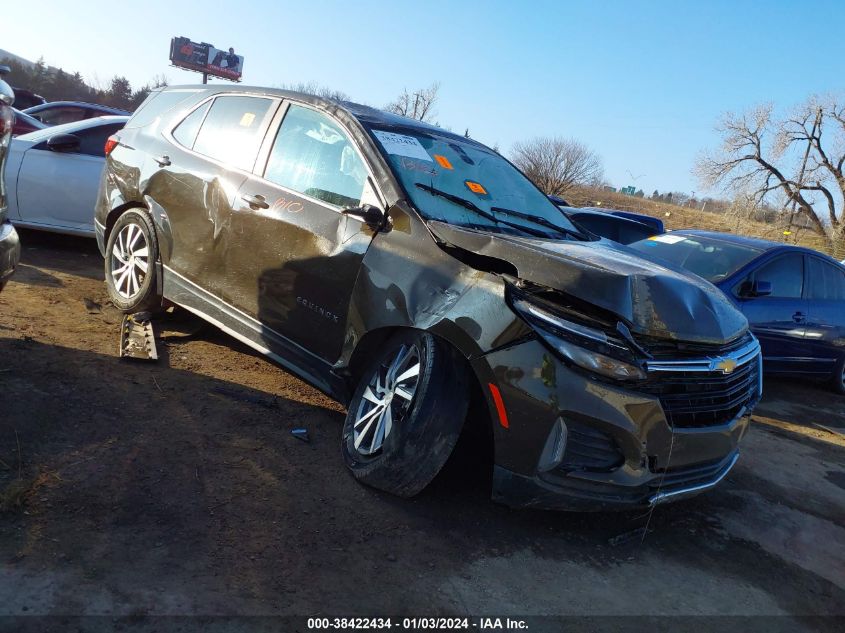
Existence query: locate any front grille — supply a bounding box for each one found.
[641,346,760,428]
[558,422,624,471]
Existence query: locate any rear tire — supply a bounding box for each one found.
[342,331,470,497]
[104,209,161,314]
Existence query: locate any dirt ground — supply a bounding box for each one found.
[1,230,844,628]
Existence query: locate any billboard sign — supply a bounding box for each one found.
[206,46,244,81]
[169,37,243,82]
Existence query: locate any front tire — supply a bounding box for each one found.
[104,209,161,313]
[342,331,470,497]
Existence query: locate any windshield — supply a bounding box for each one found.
[628,233,763,282]
[367,126,581,239]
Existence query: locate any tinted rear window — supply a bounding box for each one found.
[172,100,211,149]
[192,95,274,171]
[570,213,657,244]
[125,89,202,129]
[33,106,87,126]
[629,234,762,282]
[808,257,845,300]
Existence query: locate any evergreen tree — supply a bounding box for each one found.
[106,76,133,109]
[32,56,49,93]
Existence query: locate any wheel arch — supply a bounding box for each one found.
[345,325,494,459]
[104,200,149,244]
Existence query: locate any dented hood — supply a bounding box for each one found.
[428,222,748,345]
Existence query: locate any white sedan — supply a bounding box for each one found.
[5,116,128,236]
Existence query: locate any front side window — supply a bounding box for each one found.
[264,104,367,208]
[808,257,845,300]
[192,95,274,171]
[76,123,126,156]
[752,253,804,298]
[368,126,581,239]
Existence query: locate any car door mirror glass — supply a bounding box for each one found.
[342,204,384,229]
[753,280,772,297]
[46,133,81,153]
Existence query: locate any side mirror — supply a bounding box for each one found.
[753,280,772,297]
[740,279,772,298]
[342,204,385,230]
[47,133,81,153]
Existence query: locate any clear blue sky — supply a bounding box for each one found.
[5,0,842,195]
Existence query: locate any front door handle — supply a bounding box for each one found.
[793,311,805,323]
[241,193,270,210]
[154,155,171,167]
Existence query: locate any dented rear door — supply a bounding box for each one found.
[156,94,280,297]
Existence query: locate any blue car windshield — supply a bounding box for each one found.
[367,126,581,239]
[629,234,763,282]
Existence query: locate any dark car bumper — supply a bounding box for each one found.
[473,338,757,511]
[0,220,20,291]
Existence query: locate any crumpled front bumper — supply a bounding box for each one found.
[492,448,743,511]
[0,220,20,291]
[472,338,756,511]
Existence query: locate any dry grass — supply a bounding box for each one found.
[566,186,844,260]
[0,470,60,513]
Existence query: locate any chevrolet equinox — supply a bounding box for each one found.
[95,86,762,509]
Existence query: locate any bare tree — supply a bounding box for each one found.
[510,137,604,197]
[385,82,440,123]
[696,97,845,252]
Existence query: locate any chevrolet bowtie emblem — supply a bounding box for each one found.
[714,358,738,374]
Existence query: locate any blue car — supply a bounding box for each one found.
[549,198,665,245]
[558,207,661,245]
[629,230,845,394]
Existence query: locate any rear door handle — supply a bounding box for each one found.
[154,155,171,167]
[241,193,270,210]
[793,312,805,323]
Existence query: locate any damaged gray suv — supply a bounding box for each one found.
[96,86,762,509]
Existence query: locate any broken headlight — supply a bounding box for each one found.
[510,295,646,381]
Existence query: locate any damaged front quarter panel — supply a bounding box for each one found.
[337,201,533,382]
[425,221,748,346]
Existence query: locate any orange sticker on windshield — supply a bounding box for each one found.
[434,154,453,169]
[465,181,487,195]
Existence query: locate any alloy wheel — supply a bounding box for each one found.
[110,223,149,299]
[353,344,421,456]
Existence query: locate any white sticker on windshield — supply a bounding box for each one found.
[372,130,432,162]
[650,234,686,244]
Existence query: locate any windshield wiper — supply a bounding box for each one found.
[414,183,550,239]
[491,206,585,240]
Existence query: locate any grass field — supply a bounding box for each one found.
[566,186,844,261]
